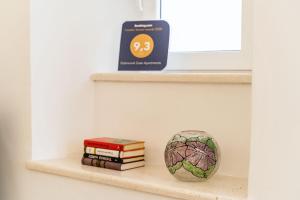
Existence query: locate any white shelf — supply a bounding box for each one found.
[26,157,247,200]
[90,72,252,84]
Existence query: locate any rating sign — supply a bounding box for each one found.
[118,20,169,71]
[130,34,154,58]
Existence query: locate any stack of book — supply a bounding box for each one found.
[81,137,145,171]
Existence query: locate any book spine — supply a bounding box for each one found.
[83,153,123,163]
[85,146,120,158]
[81,157,122,171]
[84,141,124,151]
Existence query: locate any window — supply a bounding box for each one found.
[161,0,242,52]
[141,0,252,70]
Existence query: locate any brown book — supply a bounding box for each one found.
[81,157,145,171]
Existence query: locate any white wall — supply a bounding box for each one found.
[0,1,172,200]
[0,1,168,200]
[29,1,178,200]
[25,171,175,200]
[0,0,31,199]
[95,82,251,178]
[5,0,300,198]
[249,0,300,199]
[31,0,144,159]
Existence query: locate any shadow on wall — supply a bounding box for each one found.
[0,113,20,200]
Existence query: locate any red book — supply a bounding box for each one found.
[84,137,145,151]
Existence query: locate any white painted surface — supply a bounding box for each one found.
[91,72,252,84]
[94,82,251,178]
[1,1,252,200]
[29,1,176,200]
[0,0,31,200]
[25,170,175,200]
[26,157,248,200]
[30,0,143,160]
[0,1,174,200]
[249,0,300,199]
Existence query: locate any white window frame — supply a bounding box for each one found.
[139,0,252,71]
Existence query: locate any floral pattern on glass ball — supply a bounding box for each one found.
[164,130,220,181]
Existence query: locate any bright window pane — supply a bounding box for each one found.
[161,0,242,52]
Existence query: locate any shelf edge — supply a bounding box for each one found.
[26,159,247,200]
[90,72,252,84]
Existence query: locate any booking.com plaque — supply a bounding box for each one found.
[118,20,170,71]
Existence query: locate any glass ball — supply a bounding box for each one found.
[164,130,220,182]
